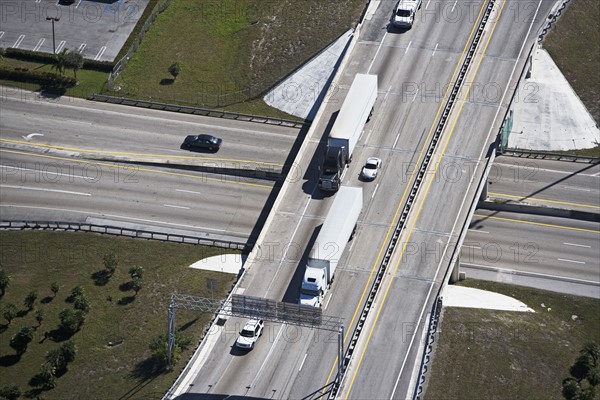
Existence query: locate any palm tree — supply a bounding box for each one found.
[24,290,38,311]
[52,49,67,75]
[563,342,600,400]
[3,303,17,325]
[64,50,84,79]
[35,310,44,327]
[168,62,181,80]
[0,268,10,296]
[51,282,59,298]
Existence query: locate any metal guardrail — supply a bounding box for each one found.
[0,221,250,251]
[502,148,599,163]
[88,93,309,129]
[538,0,571,43]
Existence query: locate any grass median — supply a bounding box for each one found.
[425,280,600,400]
[0,231,237,399]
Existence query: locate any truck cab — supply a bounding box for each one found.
[318,141,348,192]
[300,268,326,307]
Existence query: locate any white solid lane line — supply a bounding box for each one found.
[558,258,586,265]
[1,184,90,196]
[163,204,190,210]
[563,242,592,248]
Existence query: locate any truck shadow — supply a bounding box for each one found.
[302,111,339,199]
[281,225,322,304]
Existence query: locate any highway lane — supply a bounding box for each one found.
[488,156,600,212]
[337,0,559,399]
[0,150,272,242]
[181,0,499,398]
[0,87,297,172]
[464,210,599,282]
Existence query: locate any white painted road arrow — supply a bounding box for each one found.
[21,133,44,141]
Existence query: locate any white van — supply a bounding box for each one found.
[392,0,422,28]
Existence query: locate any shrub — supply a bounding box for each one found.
[0,67,77,88]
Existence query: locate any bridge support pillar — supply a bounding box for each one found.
[479,179,488,201]
[450,254,466,283]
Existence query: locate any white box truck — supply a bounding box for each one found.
[299,186,363,307]
[318,74,378,192]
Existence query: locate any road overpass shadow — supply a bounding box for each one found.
[171,380,333,400]
[302,111,339,199]
[173,394,268,400]
[104,160,283,183]
[245,122,312,249]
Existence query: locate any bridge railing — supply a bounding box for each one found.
[88,93,309,129]
[0,220,250,252]
[502,148,599,163]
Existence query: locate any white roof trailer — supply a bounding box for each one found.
[329,74,378,154]
[301,186,363,307]
[308,186,363,278]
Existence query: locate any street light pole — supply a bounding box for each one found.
[45,17,60,55]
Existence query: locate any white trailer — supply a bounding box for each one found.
[319,74,378,192]
[299,186,363,307]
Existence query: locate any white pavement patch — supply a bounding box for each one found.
[263,30,353,120]
[189,253,243,274]
[510,48,600,151]
[443,285,535,312]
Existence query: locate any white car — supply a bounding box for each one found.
[235,319,264,350]
[361,157,382,180]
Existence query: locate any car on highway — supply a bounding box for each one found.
[182,134,222,151]
[235,319,264,350]
[361,157,382,180]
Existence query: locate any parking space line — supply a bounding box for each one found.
[0,32,5,40]
[13,35,25,48]
[94,46,107,61]
[33,38,45,52]
[56,40,66,53]
[78,43,87,53]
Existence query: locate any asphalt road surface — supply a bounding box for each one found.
[0,89,300,242]
[488,156,600,212]
[463,209,599,298]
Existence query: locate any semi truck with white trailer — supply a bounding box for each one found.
[318,74,378,192]
[299,186,363,307]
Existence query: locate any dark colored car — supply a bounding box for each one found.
[182,134,222,151]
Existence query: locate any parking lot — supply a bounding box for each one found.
[0,0,150,62]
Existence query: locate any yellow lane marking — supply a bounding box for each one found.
[344,1,507,397]
[473,213,599,234]
[322,0,492,391]
[489,191,600,210]
[0,138,283,167]
[0,149,273,189]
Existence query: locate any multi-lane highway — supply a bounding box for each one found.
[487,156,600,212]
[1,0,594,399]
[0,90,299,242]
[463,209,599,297]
